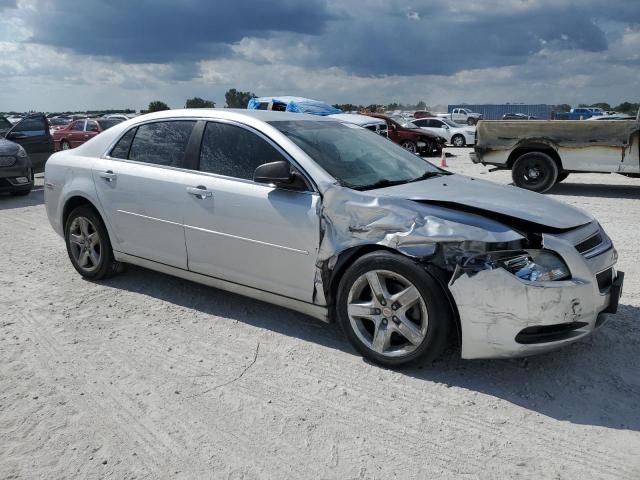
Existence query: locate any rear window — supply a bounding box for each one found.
[127,121,195,168]
[97,119,121,130]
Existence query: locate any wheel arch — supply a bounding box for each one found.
[325,244,462,345]
[507,140,563,171]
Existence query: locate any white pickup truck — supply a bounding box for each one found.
[438,108,483,126]
[471,112,640,192]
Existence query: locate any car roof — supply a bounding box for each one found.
[135,108,338,123]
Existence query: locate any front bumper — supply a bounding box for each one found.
[449,225,622,359]
[0,164,33,193]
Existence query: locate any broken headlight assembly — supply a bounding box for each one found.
[465,250,571,282]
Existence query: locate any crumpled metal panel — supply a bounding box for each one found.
[448,231,613,359]
[317,186,524,264]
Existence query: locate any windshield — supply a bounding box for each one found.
[269,120,442,190]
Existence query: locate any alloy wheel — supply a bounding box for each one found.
[347,270,428,358]
[68,216,102,273]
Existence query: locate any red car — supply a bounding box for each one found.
[365,113,445,156]
[53,118,123,151]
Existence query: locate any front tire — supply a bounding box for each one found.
[336,251,452,368]
[61,140,71,150]
[401,140,417,154]
[64,205,121,280]
[452,135,466,147]
[512,152,558,193]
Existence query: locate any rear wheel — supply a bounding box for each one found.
[64,205,122,280]
[452,134,466,147]
[336,251,452,368]
[512,152,558,193]
[61,140,71,150]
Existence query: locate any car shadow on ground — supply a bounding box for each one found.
[0,187,44,210]
[102,265,640,433]
[548,182,640,199]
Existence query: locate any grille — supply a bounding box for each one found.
[596,268,613,292]
[0,156,16,167]
[575,233,603,254]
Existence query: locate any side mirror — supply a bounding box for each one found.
[254,160,293,186]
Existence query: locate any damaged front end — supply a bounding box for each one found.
[315,185,622,360]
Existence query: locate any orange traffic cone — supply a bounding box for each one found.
[440,149,448,168]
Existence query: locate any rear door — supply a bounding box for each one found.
[68,120,86,147]
[5,115,54,171]
[183,120,321,302]
[92,119,201,269]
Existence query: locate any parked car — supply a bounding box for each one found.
[103,114,132,121]
[413,111,435,119]
[410,117,475,147]
[365,113,444,155]
[53,118,123,151]
[0,137,34,196]
[247,96,341,115]
[44,109,623,366]
[328,113,388,136]
[472,110,640,192]
[48,117,72,134]
[551,107,604,120]
[502,113,537,120]
[438,108,483,125]
[4,114,54,172]
[0,116,13,136]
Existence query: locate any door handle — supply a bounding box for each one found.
[186,185,213,199]
[98,170,116,182]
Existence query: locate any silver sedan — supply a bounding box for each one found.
[44,109,623,367]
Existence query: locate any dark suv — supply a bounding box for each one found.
[1,114,55,196]
[365,113,445,156]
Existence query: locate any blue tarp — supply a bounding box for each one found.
[247,96,342,116]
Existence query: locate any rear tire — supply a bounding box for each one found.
[336,251,452,368]
[512,152,558,193]
[61,140,71,150]
[64,205,122,280]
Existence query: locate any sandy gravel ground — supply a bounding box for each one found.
[1,149,639,479]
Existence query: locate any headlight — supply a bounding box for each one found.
[466,250,570,282]
[16,146,27,158]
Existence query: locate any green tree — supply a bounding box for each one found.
[185,97,215,108]
[416,100,427,110]
[224,88,256,108]
[553,104,572,112]
[613,102,640,114]
[147,101,170,112]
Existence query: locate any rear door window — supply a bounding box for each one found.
[199,122,286,181]
[12,117,48,137]
[128,121,195,168]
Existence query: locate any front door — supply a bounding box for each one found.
[92,120,198,269]
[183,121,320,302]
[6,115,54,171]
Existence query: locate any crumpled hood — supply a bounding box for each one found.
[0,138,19,156]
[369,174,593,231]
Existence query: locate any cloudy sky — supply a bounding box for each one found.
[1,0,639,111]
